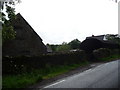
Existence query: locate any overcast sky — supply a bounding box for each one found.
[16,0,118,44]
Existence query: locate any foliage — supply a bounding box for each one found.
[49,44,59,52]
[3,47,120,88]
[68,39,81,49]
[3,72,42,88]
[49,39,81,52]
[105,34,120,45]
[3,50,86,75]
[2,16,16,43]
[93,48,111,59]
[1,0,20,43]
[3,48,120,88]
[93,48,120,61]
[3,61,89,88]
[56,42,71,52]
[100,54,120,62]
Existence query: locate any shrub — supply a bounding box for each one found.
[93,48,111,59]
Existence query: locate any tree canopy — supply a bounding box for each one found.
[68,39,81,49]
[56,42,71,52]
[1,0,20,43]
[105,34,120,45]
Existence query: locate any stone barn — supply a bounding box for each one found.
[3,13,47,56]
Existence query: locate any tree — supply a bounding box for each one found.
[56,42,71,52]
[105,34,120,45]
[49,44,59,52]
[1,0,20,43]
[68,39,81,49]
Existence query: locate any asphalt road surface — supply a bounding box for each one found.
[42,60,119,89]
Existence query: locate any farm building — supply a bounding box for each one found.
[3,13,47,56]
[80,35,119,53]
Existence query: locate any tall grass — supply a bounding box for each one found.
[3,61,89,88]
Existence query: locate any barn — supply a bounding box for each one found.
[3,13,47,56]
[80,35,119,53]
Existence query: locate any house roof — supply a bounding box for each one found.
[80,37,119,53]
[86,35,105,41]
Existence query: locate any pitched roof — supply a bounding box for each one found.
[15,13,43,41]
[3,13,47,56]
[86,35,105,41]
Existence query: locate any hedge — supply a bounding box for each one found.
[3,50,86,75]
[3,48,120,75]
[93,48,120,60]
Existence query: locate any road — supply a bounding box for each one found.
[42,60,119,89]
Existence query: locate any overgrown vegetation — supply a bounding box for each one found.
[93,48,120,61]
[105,34,120,45]
[3,50,86,75]
[56,42,71,52]
[100,54,120,62]
[2,48,120,88]
[1,0,20,43]
[3,61,89,88]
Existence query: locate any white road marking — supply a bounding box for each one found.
[44,80,66,88]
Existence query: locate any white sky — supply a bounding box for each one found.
[15,0,118,44]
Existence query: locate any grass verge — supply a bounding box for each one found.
[100,54,120,62]
[3,61,89,88]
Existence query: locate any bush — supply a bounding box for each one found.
[93,48,120,61]
[93,48,111,59]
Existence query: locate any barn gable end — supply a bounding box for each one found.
[3,13,47,56]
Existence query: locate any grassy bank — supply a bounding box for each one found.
[99,54,120,62]
[3,61,89,88]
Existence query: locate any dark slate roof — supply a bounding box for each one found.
[80,38,119,53]
[86,35,105,41]
[16,13,43,41]
[3,13,47,56]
